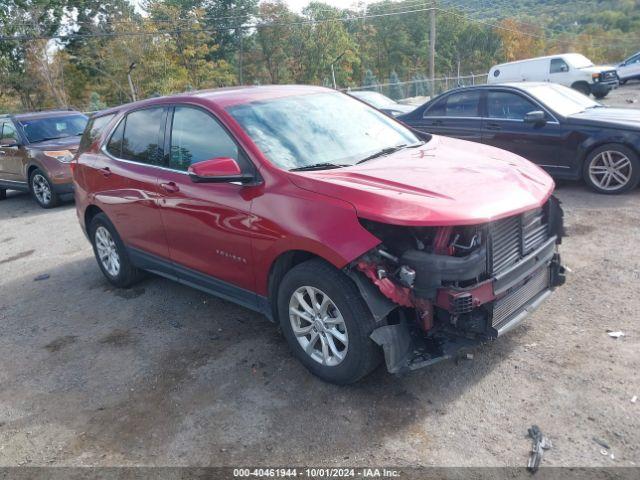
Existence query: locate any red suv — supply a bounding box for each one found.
[73,86,565,384]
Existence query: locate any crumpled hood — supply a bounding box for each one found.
[287,135,554,226]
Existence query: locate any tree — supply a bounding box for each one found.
[388,70,402,100]
[496,18,545,62]
[88,92,107,111]
[362,69,378,91]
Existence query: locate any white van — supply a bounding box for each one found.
[488,53,619,99]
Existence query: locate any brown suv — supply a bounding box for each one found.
[0,110,88,208]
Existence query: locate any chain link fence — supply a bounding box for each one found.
[343,73,489,104]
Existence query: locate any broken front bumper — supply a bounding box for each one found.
[370,236,565,374]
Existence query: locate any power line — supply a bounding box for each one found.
[0,5,439,42]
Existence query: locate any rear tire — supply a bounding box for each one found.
[583,144,640,194]
[0,188,6,200]
[29,168,59,208]
[593,91,609,100]
[89,212,143,288]
[277,259,382,384]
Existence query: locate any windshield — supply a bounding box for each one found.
[227,92,420,170]
[351,91,397,109]
[19,114,88,143]
[524,83,601,116]
[565,54,594,69]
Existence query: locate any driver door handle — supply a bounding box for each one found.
[99,167,111,177]
[160,181,180,193]
[485,122,501,131]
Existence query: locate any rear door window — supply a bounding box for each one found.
[105,108,165,166]
[121,108,165,165]
[424,91,481,117]
[444,91,481,117]
[1,122,19,145]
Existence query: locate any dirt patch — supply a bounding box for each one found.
[566,223,596,236]
[44,335,78,353]
[0,249,35,265]
[98,329,138,347]
[112,287,146,300]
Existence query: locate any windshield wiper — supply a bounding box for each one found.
[290,162,349,172]
[31,135,70,142]
[357,143,418,164]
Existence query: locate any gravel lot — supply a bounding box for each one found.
[0,85,639,470]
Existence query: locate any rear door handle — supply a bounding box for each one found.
[485,122,501,131]
[160,182,180,193]
[431,119,443,126]
[99,167,111,177]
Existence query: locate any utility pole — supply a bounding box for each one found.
[239,31,244,85]
[429,1,436,83]
[127,62,137,102]
[330,51,347,89]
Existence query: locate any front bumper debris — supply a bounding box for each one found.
[370,249,564,374]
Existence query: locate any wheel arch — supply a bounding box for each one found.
[578,137,640,167]
[571,80,591,92]
[26,164,39,185]
[83,204,105,231]
[266,250,328,323]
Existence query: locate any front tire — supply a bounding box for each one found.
[583,144,640,194]
[277,259,382,384]
[89,213,143,288]
[0,188,6,200]
[30,169,59,208]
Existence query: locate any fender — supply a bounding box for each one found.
[250,180,381,296]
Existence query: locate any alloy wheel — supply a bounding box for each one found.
[588,150,633,191]
[94,226,121,277]
[289,286,349,366]
[32,174,52,205]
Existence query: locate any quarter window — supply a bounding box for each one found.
[105,118,125,158]
[169,107,239,171]
[80,114,115,153]
[487,91,539,120]
[550,58,569,74]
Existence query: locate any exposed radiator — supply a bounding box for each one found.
[488,207,549,275]
[492,267,550,328]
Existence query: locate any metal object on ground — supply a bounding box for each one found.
[527,424,552,473]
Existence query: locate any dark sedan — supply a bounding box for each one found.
[397,82,640,194]
[349,90,416,117]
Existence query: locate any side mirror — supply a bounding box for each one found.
[524,110,546,125]
[188,157,254,184]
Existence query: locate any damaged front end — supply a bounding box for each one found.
[346,196,566,374]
